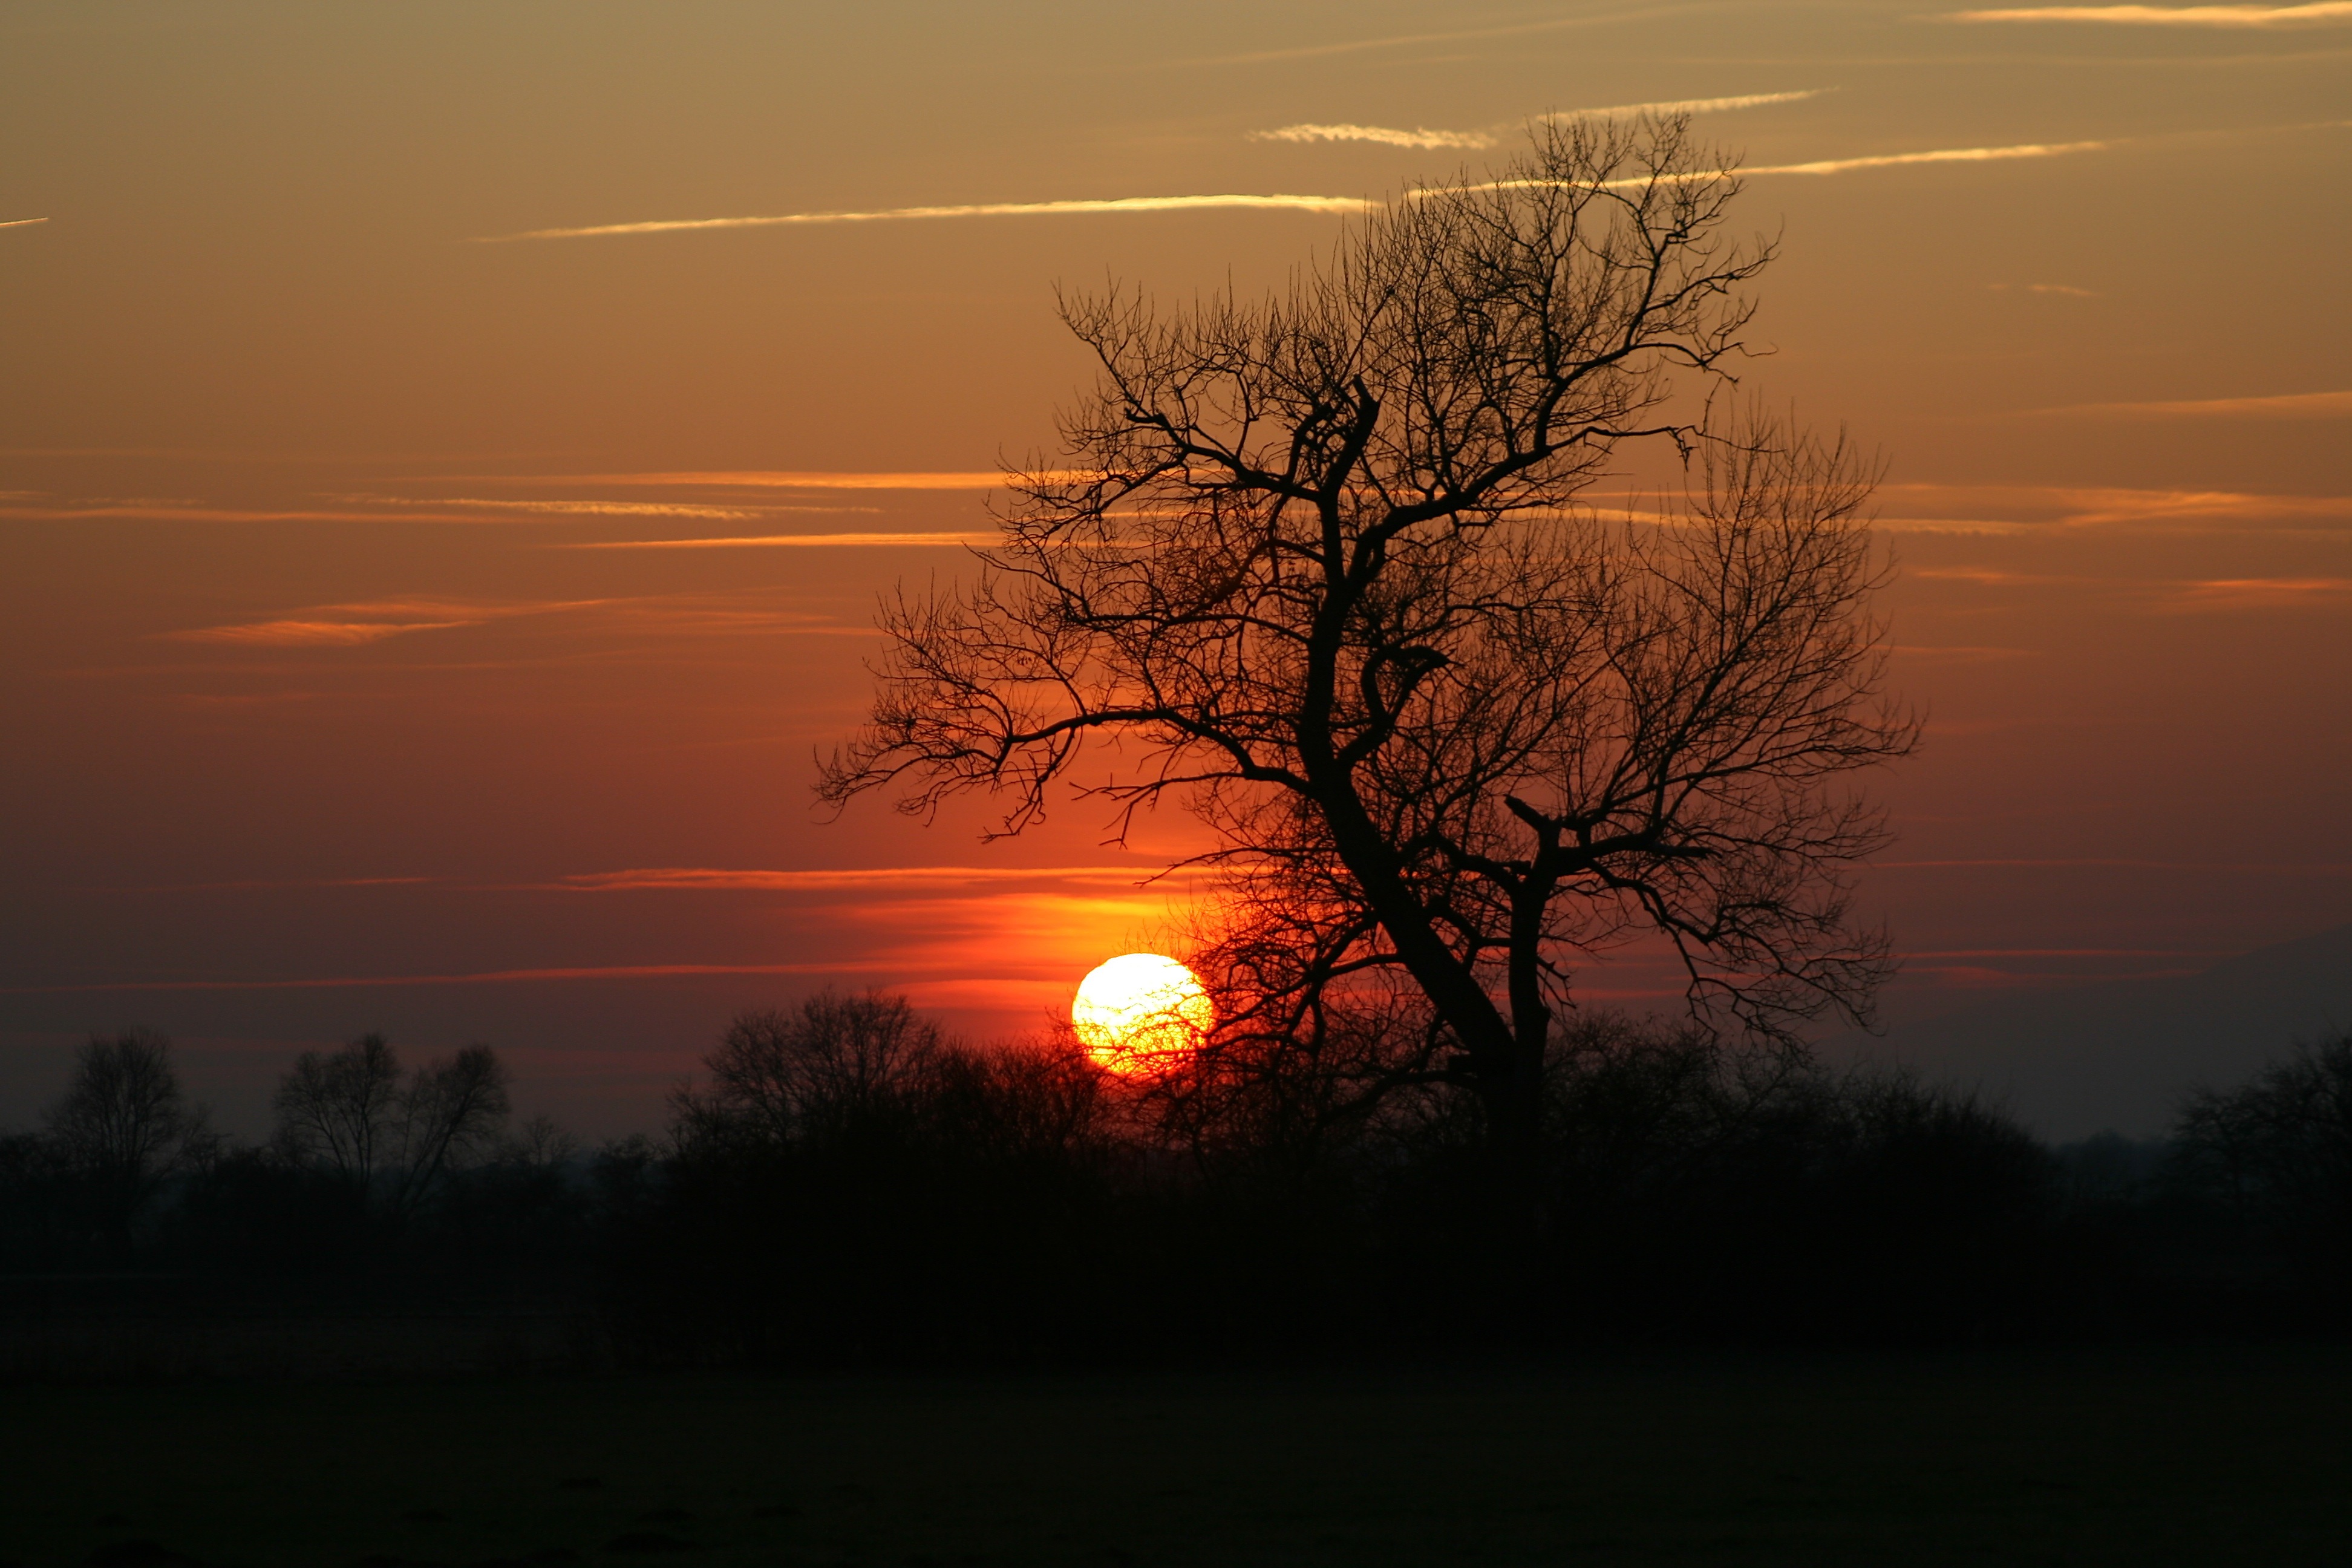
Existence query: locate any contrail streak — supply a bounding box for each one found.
[1471,139,2113,191]
[486,132,2111,248]
[480,192,1368,243]
[1255,124,1499,149]
[1731,139,2111,177]
[1253,91,1826,150]
[1951,4,2352,24]
[1,217,48,230]
[2047,389,2352,417]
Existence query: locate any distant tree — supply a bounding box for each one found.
[273,1033,403,1186]
[2172,1032,2352,1292]
[672,990,946,1151]
[501,1114,580,1173]
[820,113,1918,1155]
[273,1034,512,1220]
[42,1028,207,1245]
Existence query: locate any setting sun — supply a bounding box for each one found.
[1071,953,1214,1073]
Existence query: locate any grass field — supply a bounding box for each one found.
[4,1345,2350,1566]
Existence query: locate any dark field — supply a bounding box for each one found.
[5,1347,2351,1567]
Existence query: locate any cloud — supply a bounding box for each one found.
[103,875,439,892]
[1889,644,2037,661]
[1915,566,2065,586]
[1901,947,2226,958]
[488,130,2111,249]
[0,501,518,524]
[2164,575,2352,609]
[1950,4,2352,26]
[1252,91,1826,151]
[2043,389,2352,417]
[165,595,615,645]
[338,494,771,520]
[1913,564,2352,612]
[168,619,482,646]
[1459,140,2114,197]
[1874,857,2352,872]
[466,471,1021,491]
[1875,481,2352,533]
[0,963,851,995]
[1564,90,1828,120]
[556,865,1158,892]
[564,532,995,550]
[1,217,48,230]
[1254,124,1501,150]
[1732,139,2111,178]
[479,193,1368,243]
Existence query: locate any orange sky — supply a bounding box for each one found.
[4,2,2347,1135]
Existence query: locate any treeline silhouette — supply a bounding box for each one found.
[3,1002,2348,1373]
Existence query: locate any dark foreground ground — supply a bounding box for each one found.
[4,1346,2350,1567]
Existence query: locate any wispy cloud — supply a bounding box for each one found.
[0,501,523,524]
[455,471,1022,491]
[1901,947,2227,958]
[93,874,440,893]
[2164,575,2352,608]
[166,595,612,646]
[1889,644,2038,661]
[336,494,771,520]
[1913,566,2352,612]
[1950,4,2352,26]
[488,129,2109,249]
[557,865,1158,892]
[479,194,1368,243]
[1254,123,1500,150]
[1872,856,2352,872]
[564,532,995,550]
[1875,482,2352,532]
[1731,139,2111,178]
[1916,566,2066,586]
[0,962,851,995]
[1564,90,1828,119]
[168,618,482,647]
[1457,139,2114,197]
[1252,91,1825,151]
[2043,388,2352,417]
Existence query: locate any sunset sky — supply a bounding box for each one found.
[4,1,2347,1135]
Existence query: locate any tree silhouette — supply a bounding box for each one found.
[42,1028,205,1246]
[671,991,947,1151]
[820,114,1918,1153]
[2172,1032,2352,1295]
[273,1034,511,1220]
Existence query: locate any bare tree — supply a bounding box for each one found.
[673,991,946,1150]
[273,1033,403,1186]
[44,1028,205,1241]
[384,1044,512,1218]
[2172,1033,2352,1284]
[819,114,1918,1154]
[273,1034,511,1218]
